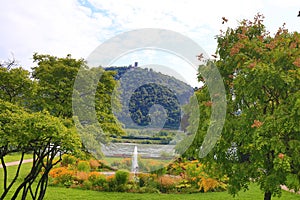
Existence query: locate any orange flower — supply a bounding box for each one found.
[293,58,300,67]
[289,42,297,49]
[251,120,263,128]
[198,177,219,192]
[257,35,264,42]
[278,153,285,159]
[265,41,276,49]
[204,101,213,107]
[89,160,100,170]
[230,43,244,56]
[237,33,248,40]
[49,167,73,178]
[247,61,256,69]
[75,171,89,182]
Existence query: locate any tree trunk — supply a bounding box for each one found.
[264,191,272,200]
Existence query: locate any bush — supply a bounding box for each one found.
[77,160,91,172]
[138,173,154,187]
[156,175,181,193]
[138,186,160,193]
[88,172,107,188]
[198,176,227,192]
[82,180,93,190]
[115,170,130,186]
[89,159,100,171]
[48,167,74,187]
[61,154,77,167]
[106,175,117,191]
[75,171,89,184]
[116,184,129,192]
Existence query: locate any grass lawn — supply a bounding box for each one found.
[3,153,32,163]
[1,163,300,200]
[44,185,300,200]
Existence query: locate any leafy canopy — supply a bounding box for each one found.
[184,14,300,200]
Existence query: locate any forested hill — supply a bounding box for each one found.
[105,66,194,130]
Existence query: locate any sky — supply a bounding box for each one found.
[0,0,299,87]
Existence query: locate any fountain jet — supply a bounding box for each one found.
[131,146,139,174]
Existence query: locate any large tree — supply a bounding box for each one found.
[31,53,84,118]
[185,15,300,200]
[0,100,81,199]
[32,54,124,156]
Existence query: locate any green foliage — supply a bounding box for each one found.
[82,180,93,190]
[49,167,75,187]
[0,67,35,107]
[77,161,91,172]
[0,56,82,199]
[105,67,193,130]
[0,65,34,107]
[115,170,130,186]
[88,172,107,188]
[31,53,84,118]
[61,154,77,167]
[31,54,125,161]
[184,14,300,200]
[0,100,81,155]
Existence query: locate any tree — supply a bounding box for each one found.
[0,62,34,107]
[31,53,84,118]
[185,14,300,200]
[32,54,124,135]
[0,100,81,199]
[32,54,125,160]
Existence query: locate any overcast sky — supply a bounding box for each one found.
[0,0,299,86]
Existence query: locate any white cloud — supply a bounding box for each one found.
[0,0,299,70]
[0,0,114,69]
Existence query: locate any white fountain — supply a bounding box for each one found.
[131,146,139,174]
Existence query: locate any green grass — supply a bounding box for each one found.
[0,162,33,199]
[3,153,32,163]
[44,185,300,200]
[1,163,300,200]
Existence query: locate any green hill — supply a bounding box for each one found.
[105,66,194,130]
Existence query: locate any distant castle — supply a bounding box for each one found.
[128,62,138,69]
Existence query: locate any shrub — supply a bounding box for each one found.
[88,172,107,188]
[106,175,117,191]
[115,170,130,186]
[156,175,182,193]
[82,180,93,190]
[75,171,89,184]
[138,173,153,187]
[89,159,100,171]
[166,159,227,193]
[77,160,91,172]
[116,184,129,192]
[49,167,74,187]
[61,154,77,167]
[138,186,160,193]
[198,177,220,192]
